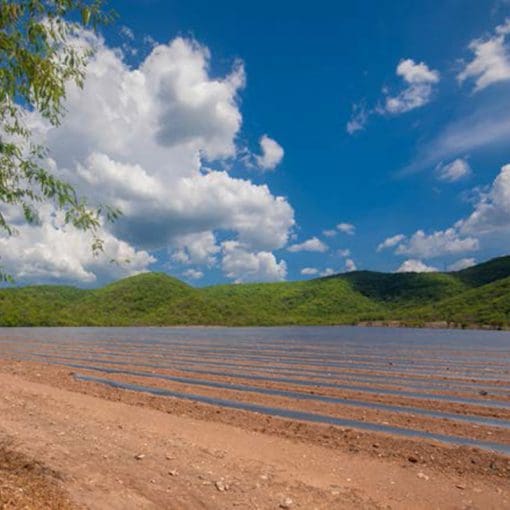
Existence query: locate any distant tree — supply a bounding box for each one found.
[0,0,118,280]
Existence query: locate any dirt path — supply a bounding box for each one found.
[0,370,509,509]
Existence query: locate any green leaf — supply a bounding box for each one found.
[81,7,91,26]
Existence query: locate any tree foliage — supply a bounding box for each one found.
[0,0,118,280]
[1,256,510,327]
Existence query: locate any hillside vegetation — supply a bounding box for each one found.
[1,256,510,328]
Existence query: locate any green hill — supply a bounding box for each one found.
[454,256,510,287]
[0,286,86,326]
[1,255,510,328]
[200,277,384,325]
[61,272,202,326]
[335,271,467,307]
[410,276,510,328]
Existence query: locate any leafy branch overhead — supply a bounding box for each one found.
[0,0,119,280]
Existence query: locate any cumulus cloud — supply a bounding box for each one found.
[457,163,510,235]
[0,206,154,284]
[147,41,245,157]
[322,229,337,238]
[348,59,439,132]
[221,241,287,282]
[12,32,295,284]
[458,19,510,92]
[344,258,357,272]
[400,21,510,172]
[383,59,440,114]
[436,158,471,182]
[395,228,479,258]
[447,258,476,272]
[300,267,318,276]
[255,135,284,171]
[377,234,406,252]
[337,248,351,257]
[337,222,356,235]
[287,237,328,253]
[396,259,438,273]
[318,259,356,277]
[182,268,204,280]
[170,231,220,265]
[393,163,510,266]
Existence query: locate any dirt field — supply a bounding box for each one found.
[1,327,510,509]
[0,360,509,510]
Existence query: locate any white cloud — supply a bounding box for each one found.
[318,260,356,276]
[377,234,406,252]
[396,59,440,84]
[255,135,284,171]
[322,229,337,238]
[347,58,439,133]
[447,258,476,271]
[182,268,204,280]
[300,267,318,275]
[12,33,296,284]
[346,103,369,134]
[143,35,157,48]
[396,163,510,264]
[119,26,135,40]
[337,248,351,257]
[458,19,510,92]
[457,163,510,235]
[396,259,438,273]
[221,241,287,282]
[384,59,440,114]
[436,158,471,182]
[345,258,357,272]
[399,24,510,175]
[0,206,154,284]
[337,222,356,235]
[170,231,219,265]
[146,40,245,159]
[395,228,479,258]
[288,237,328,253]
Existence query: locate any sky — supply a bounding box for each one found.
[3,0,510,286]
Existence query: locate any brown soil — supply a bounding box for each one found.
[0,360,509,509]
[65,365,510,444]
[0,440,75,509]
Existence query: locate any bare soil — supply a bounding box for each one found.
[0,440,75,509]
[0,360,509,509]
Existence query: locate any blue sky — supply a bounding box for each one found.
[5,0,510,285]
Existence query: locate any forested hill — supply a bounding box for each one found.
[1,255,510,328]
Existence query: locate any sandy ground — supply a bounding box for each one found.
[0,361,509,509]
